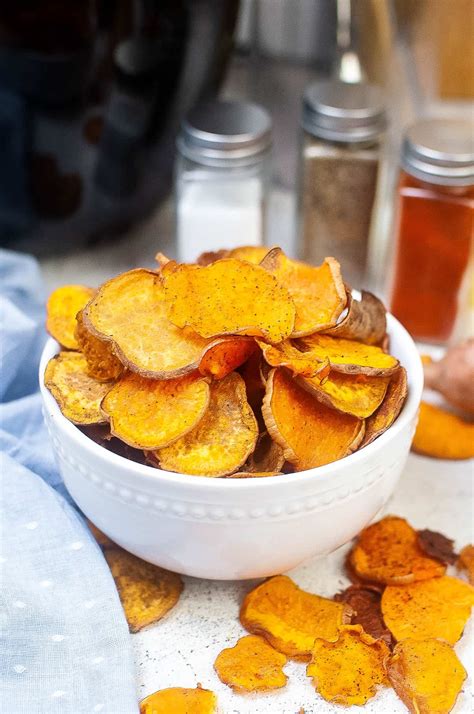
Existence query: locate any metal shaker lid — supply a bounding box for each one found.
[178,100,272,166]
[401,119,474,186]
[302,80,386,143]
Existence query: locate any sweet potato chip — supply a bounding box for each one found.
[296,333,399,375]
[411,401,474,460]
[323,290,387,345]
[46,284,94,349]
[198,337,256,379]
[260,248,346,337]
[334,585,393,647]
[226,470,283,479]
[156,372,258,476]
[243,431,285,473]
[361,367,408,446]
[101,372,210,450]
[75,310,124,381]
[417,528,457,565]
[83,269,212,378]
[140,686,217,714]
[161,259,296,343]
[44,352,112,424]
[197,249,230,266]
[262,368,364,470]
[240,575,351,659]
[387,638,467,714]
[257,339,330,378]
[298,371,390,418]
[104,547,183,633]
[307,625,389,706]
[382,575,474,644]
[214,634,288,693]
[458,544,474,584]
[196,246,271,266]
[349,516,446,585]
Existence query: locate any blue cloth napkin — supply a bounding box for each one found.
[1,250,138,714]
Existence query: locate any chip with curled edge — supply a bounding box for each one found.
[240,575,352,659]
[161,259,296,344]
[214,634,288,693]
[198,336,256,380]
[361,368,407,446]
[46,284,94,349]
[75,310,123,382]
[322,289,387,345]
[298,371,390,419]
[296,333,399,376]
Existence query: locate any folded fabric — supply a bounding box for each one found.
[0,249,138,714]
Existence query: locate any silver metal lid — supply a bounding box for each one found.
[178,100,272,166]
[401,119,474,186]
[302,80,386,143]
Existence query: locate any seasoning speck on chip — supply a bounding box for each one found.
[214,634,288,692]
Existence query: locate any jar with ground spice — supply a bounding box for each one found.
[298,81,387,287]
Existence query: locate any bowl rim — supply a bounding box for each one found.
[39,313,423,491]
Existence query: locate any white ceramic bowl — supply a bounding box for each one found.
[40,314,423,580]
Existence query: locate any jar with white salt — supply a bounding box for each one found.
[175,100,272,263]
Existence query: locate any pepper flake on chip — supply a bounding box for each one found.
[361,367,407,446]
[198,336,256,380]
[262,368,365,470]
[298,371,390,419]
[214,634,288,693]
[411,401,474,460]
[387,638,467,714]
[45,352,112,425]
[240,575,352,659]
[349,516,446,585]
[334,584,393,647]
[306,625,389,706]
[156,372,258,476]
[458,544,474,584]
[101,372,210,450]
[46,284,94,349]
[260,248,346,337]
[323,290,387,346]
[140,686,217,714]
[161,259,296,344]
[75,310,124,382]
[381,575,474,645]
[104,547,183,633]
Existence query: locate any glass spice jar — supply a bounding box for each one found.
[298,80,387,288]
[390,119,474,344]
[175,100,272,263]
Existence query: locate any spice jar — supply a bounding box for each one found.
[390,119,474,344]
[299,80,387,287]
[175,100,272,263]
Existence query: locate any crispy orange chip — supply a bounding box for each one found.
[362,367,408,446]
[83,269,212,378]
[75,310,123,381]
[349,516,446,585]
[45,352,112,424]
[411,401,474,460]
[296,333,399,376]
[262,368,364,470]
[334,585,393,647]
[161,259,296,343]
[458,544,474,584]
[156,372,258,476]
[257,339,330,378]
[226,470,283,479]
[323,290,387,345]
[306,625,389,706]
[101,372,210,450]
[214,634,288,693]
[240,575,351,659]
[261,248,346,337]
[382,575,474,645]
[243,431,285,473]
[388,638,466,714]
[229,245,272,263]
[104,547,183,633]
[198,337,256,379]
[46,284,94,349]
[298,371,390,418]
[140,686,217,714]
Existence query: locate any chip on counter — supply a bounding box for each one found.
[214,634,288,693]
[260,248,346,337]
[156,373,258,476]
[198,336,256,380]
[417,528,457,565]
[381,575,474,645]
[458,544,474,584]
[262,368,365,470]
[44,352,112,424]
[334,584,393,647]
[46,284,95,350]
[323,290,387,345]
[101,372,210,450]
[104,547,183,633]
[349,516,446,585]
[298,371,390,419]
[387,638,467,714]
[361,368,408,446]
[139,686,217,714]
[296,333,399,376]
[75,311,124,382]
[240,575,351,659]
[161,259,296,343]
[306,625,389,706]
[411,401,474,460]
